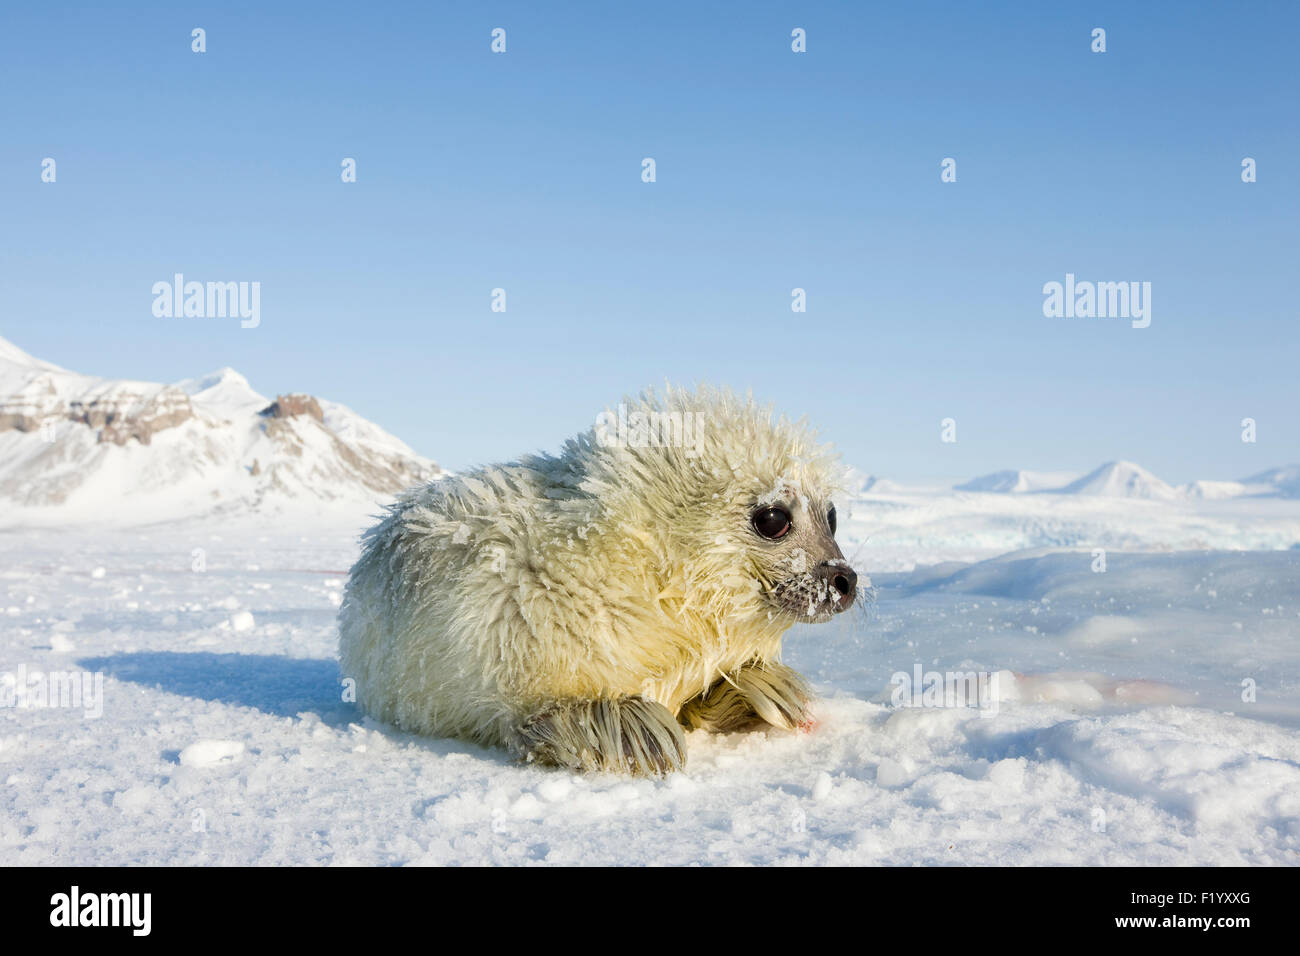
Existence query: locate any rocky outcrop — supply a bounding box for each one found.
[0,374,62,433]
[260,393,324,422]
[71,387,194,446]
[0,374,194,445]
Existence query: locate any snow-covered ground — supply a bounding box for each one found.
[2,491,1298,865]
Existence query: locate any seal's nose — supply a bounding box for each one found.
[818,562,857,607]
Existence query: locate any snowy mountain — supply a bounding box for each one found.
[1056,461,1179,499]
[843,469,910,495]
[1181,479,1250,500]
[954,469,1077,494]
[1241,464,1300,498]
[0,335,440,525]
[951,460,1300,501]
[952,461,1176,499]
[953,462,1179,498]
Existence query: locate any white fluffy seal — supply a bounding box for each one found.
[338,386,861,775]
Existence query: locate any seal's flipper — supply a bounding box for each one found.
[679,661,812,733]
[514,696,686,776]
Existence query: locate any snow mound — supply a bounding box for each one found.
[178,740,245,768]
[1028,710,1300,829]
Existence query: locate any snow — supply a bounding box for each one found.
[178,740,245,768]
[1,506,1297,864]
[0,337,63,375]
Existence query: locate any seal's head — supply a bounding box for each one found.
[748,483,857,622]
[581,385,864,630]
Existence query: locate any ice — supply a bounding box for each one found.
[177,740,245,768]
[0,496,1298,864]
[811,770,833,801]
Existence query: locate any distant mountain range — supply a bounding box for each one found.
[0,335,440,525]
[953,469,1079,494]
[2,334,1295,526]
[953,460,1297,500]
[842,468,912,496]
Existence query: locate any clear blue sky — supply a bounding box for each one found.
[2,1,1296,482]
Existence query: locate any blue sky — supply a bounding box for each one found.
[2,1,1296,482]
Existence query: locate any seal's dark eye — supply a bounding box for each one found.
[828,505,837,535]
[752,507,792,540]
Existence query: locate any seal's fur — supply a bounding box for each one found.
[338,386,858,774]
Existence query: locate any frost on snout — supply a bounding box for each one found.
[770,549,860,619]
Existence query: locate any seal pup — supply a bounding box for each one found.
[338,386,861,775]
